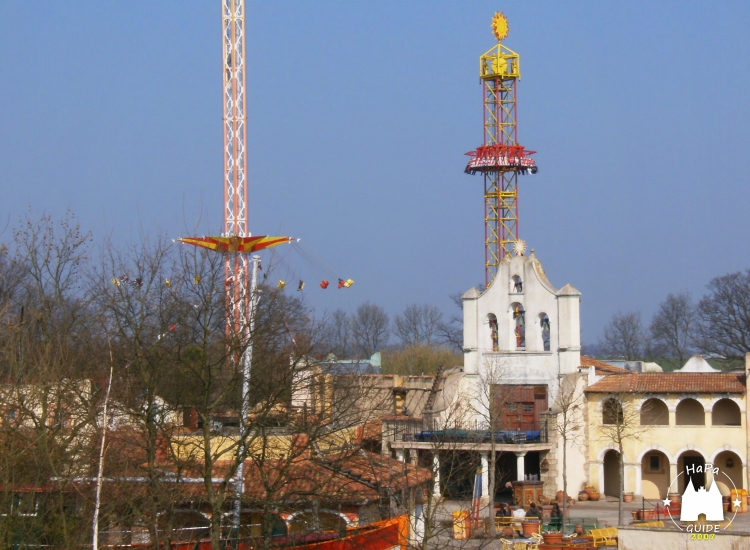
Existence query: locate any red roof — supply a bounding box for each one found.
[580,356,630,375]
[585,373,746,394]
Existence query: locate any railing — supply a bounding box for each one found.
[384,418,548,445]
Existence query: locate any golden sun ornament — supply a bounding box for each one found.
[491,12,509,42]
[513,239,527,257]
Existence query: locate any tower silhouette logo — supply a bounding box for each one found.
[679,477,723,521]
[663,462,740,531]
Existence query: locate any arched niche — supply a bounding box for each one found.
[640,398,669,425]
[676,398,704,425]
[538,313,550,351]
[488,313,499,352]
[510,303,525,349]
[511,274,523,294]
[712,398,741,426]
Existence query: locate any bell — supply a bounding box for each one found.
[320,280,330,289]
[277,280,286,290]
[297,281,305,291]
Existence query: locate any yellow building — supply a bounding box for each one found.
[584,356,748,500]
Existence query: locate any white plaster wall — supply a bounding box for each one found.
[461,252,582,410]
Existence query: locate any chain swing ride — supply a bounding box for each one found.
[169,0,354,535]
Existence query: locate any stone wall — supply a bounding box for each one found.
[618,527,750,550]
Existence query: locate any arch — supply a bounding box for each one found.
[676,398,704,425]
[603,450,621,497]
[709,445,746,466]
[636,445,673,464]
[602,397,624,425]
[677,451,706,493]
[487,313,499,352]
[510,303,525,349]
[712,450,744,496]
[712,398,741,426]
[539,313,551,352]
[597,444,620,463]
[640,398,669,425]
[511,274,523,294]
[641,450,670,499]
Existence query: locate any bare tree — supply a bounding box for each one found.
[381,346,458,376]
[467,358,509,536]
[320,309,351,358]
[649,292,696,366]
[0,212,101,548]
[552,375,585,533]
[350,302,389,358]
[599,311,644,360]
[393,304,443,348]
[696,269,750,358]
[598,395,651,526]
[437,292,464,354]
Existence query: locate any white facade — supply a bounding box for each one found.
[461,250,581,404]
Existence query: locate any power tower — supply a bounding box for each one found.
[465,13,537,286]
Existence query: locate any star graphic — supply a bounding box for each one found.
[662,498,671,507]
[734,498,742,509]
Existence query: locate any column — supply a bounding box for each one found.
[396,449,405,462]
[515,452,527,481]
[481,452,489,498]
[433,453,441,497]
[633,464,642,495]
[668,409,676,426]
[669,463,678,493]
[409,449,418,464]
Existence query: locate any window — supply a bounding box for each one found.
[602,398,624,425]
[511,275,523,293]
[522,403,534,414]
[649,455,660,472]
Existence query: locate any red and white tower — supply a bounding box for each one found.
[465,13,537,286]
[223,0,249,339]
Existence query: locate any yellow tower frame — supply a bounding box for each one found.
[478,16,524,284]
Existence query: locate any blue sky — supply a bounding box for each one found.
[1,1,748,345]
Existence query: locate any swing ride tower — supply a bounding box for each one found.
[223,0,250,337]
[465,13,537,286]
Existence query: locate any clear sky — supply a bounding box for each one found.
[1,1,748,346]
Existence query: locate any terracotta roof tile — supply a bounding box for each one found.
[585,373,746,394]
[580,356,630,375]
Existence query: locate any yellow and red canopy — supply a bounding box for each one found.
[178,235,293,254]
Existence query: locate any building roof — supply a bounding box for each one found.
[585,373,746,394]
[678,355,720,373]
[580,356,630,375]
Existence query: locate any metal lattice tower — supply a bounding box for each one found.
[465,14,537,286]
[223,0,249,338]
